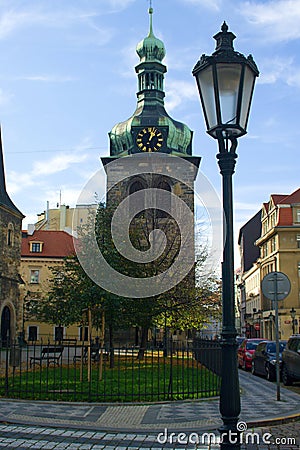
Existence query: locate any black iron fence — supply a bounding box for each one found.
[193,337,222,376]
[0,340,221,402]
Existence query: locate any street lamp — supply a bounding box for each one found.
[290,307,296,335]
[193,23,259,448]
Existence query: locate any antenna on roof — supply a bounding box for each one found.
[46,201,49,230]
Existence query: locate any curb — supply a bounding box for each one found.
[247,412,300,429]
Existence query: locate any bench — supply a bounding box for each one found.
[73,346,109,364]
[61,338,77,346]
[30,346,64,367]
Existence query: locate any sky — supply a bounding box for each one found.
[1,0,300,266]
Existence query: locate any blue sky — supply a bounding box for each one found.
[1,0,300,262]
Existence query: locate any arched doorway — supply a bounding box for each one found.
[1,306,11,347]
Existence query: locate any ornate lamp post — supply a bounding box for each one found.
[290,307,296,335]
[193,23,259,448]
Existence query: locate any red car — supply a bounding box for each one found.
[238,338,265,370]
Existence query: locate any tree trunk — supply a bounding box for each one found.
[99,310,105,380]
[87,307,92,382]
[109,324,114,368]
[137,326,148,360]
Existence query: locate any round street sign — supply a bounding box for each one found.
[261,271,291,301]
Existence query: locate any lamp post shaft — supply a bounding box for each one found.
[192,23,259,448]
[217,139,241,449]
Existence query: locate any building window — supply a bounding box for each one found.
[262,243,268,258]
[30,242,43,253]
[28,326,38,342]
[7,223,14,246]
[297,209,300,223]
[298,262,300,277]
[79,326,89,342]
[30,270,40,284]
[54,326,64,341]
[271,237,276,253]
[297,235,300,249]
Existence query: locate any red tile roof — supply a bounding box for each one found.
[278,207,293,226]
[22,230,75,258]
[271,194,288,205]
[279,188,300,205]
[263,202,269,213]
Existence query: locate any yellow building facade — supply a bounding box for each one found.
[256,189,300,340]
[20,229,93,344]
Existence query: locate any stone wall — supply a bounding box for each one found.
[0,205,23,344]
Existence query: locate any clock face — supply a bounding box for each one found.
[136,127,163,152]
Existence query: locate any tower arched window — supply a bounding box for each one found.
[7,223,14,246]
[156,180,171,218]
[129,180,145,217]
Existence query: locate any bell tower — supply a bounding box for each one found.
[101,6,201,297]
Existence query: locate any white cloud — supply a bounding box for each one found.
[0,10,38,39]
[33,153,88,176]
[181,0,222,12]
[242,0,300,42]
[17,75,76,83]
[6,171,36,194]
[165,80,198,111]
[0,87,12,106]
[105,0,135,11]
[0,6,112,41]
[258,56,300,89]
[44,187,83,209]
[7,137,93,196]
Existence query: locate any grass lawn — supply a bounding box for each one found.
[0,356,220,402]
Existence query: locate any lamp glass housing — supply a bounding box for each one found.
[195,62,257,139]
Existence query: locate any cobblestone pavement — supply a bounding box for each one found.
[0,371,298,449]
[0,421,298,449]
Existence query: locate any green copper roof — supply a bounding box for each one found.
[110,111,192,156]
[136,8,166,63]
[108,6,193,157]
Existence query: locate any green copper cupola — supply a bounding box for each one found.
[135,7,166,106]
[136,7,166,63]
[109,7,193,157]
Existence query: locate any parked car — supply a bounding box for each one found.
[237,338,265,370]
[236,336,245,347]
[281,335,300,385]
[251,340,286,381]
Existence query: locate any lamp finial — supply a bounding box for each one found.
[213,22,236,54]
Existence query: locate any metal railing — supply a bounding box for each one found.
[0,340,221,402]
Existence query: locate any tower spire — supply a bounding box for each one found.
[0,126,24,217]
[148,3,154,37]
[0,126,7,194]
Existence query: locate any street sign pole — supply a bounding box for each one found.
[261,271,291,402]
[273,272,280,401]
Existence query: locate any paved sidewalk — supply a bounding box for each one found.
[0,371,299,448]
[0,372,299,433]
